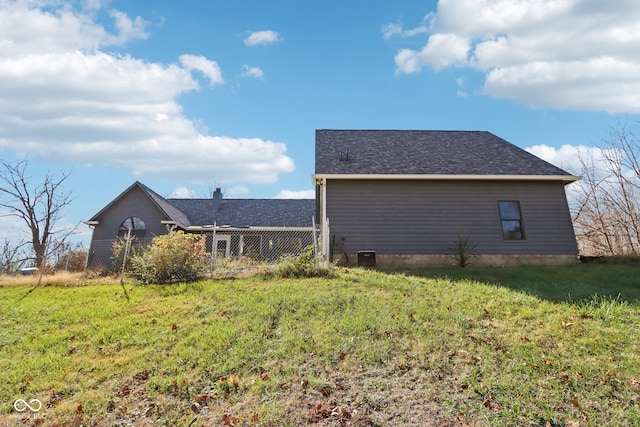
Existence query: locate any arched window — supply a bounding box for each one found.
[119,216,146,237]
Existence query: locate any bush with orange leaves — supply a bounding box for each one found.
[130,230,208,284]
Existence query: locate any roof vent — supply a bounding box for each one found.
[339,150,351,162]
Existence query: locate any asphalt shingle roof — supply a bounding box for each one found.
[88,181,191,228]
[167,199,315,228]
[137,182,192,228]
[315,129,573,177]
[90,181,314,229]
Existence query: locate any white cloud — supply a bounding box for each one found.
[109,10,149,44]
[0,0,147,56]
[382,22,403,40]
[0,1,295,186]
[274,189,315,199]
[179,54,224,86]
[225,186,250,197]
[169,186,196,198]
[241,65,264,80]
[456,77,469,98]
[0,210,26,241]
[395,32,470,73]
[244,30,283,47]
[390,0,640,113]
[382,14,432,40]
[525,144,600,176]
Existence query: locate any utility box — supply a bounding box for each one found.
[357,251,376,268]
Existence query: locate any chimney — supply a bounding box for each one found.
[213,187,223,210]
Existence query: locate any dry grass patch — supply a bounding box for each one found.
[0,271,116,288]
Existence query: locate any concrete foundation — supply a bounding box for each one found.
[335,253,579,269]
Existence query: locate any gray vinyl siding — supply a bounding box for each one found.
[90,186,171,240]
[87,187,172,270]
[325,179,578,255]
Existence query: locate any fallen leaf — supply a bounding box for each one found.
[569,399,580,407]
[134,370,151,381]
[117,386,131,397]
[229,374,240,388]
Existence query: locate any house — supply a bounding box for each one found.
[84,182,315,271]
[313,130,580,268]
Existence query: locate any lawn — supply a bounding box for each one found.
[1,265,640,426]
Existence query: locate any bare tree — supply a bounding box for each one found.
[572,121,640,256]
[0,238,30,273]
[0,159,74,267]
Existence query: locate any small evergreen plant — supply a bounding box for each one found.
[450,234,478,268]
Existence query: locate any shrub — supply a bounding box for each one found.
[52,249,88,272]
[130,231,208,284]
[271,245,334,278]
[111,235,144,274]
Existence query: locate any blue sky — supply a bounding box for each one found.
[1,0,639,245]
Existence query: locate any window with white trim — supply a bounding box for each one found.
[119,216,146,238]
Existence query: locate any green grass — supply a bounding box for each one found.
[420,264,640,303]
[1,265,640,426]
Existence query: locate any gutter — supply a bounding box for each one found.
[313,173,581,184]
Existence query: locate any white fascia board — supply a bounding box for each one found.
[312,174,581,184]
